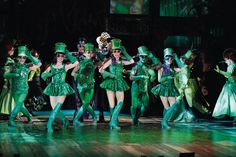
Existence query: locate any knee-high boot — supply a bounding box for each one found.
[47,103,62,133]
[161,99,181,129]
[21,105,32,124]
[8,104,22,127]
[73,105,86,126]
[110,102,123,130]
[130,106,137,125]
[86,105,97,125]
[57,111,69,128]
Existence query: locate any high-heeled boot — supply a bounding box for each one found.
[58,111,70,128]
[47,103,62,133]
[161,99,181,129]
[73,106,85,126]
[87,105,97,125]
[109,102,123,130]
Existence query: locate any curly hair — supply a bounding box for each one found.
[223,48,236,62]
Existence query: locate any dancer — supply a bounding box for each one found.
[0,44,16,119]
[71,43,97,126]
[99,38,134,130]
[212,48,236,125]
[130,46,157,125]
[151,48,180,129]
[41,42,78,133]
[8,45,41,126]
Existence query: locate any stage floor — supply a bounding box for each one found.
[0,111,236,157]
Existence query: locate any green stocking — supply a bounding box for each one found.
[86,105,97,124]
[21,105,32,123]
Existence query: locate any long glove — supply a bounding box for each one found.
[121,46,132,61]
[102,71,117,79]
[41,71,61,81]
[4,72,20,79]
[65,50,77,63]
[26,50,40,65]
[173,53,184,68]
[131,75,149,80]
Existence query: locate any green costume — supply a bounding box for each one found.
[0,57,15,115]
[212,63,236,118]
[100,63,130,91]
[130,61,156,125]
[73,58,97,125]
[8,46,41,126]
[43,65,74,96]
[42,42,76,132]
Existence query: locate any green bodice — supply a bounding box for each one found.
[50,64,67,83]
[227,63,236,82]
[132,64,149,92]
[12,63,29,93]
[109,62,123,79]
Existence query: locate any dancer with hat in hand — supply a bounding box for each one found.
[99,38,134,130]
[41,42,78,133]
[8,45,41,126]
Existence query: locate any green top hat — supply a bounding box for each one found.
[138,46,148,56]
[55,42,67,53]
[163,48,174,57]
[84,43,94,52]
[111,38,121,50]
[18,45,28,56]
[182,50,192,60]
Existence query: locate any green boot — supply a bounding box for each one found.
[47,103,62,133]
[57,111,70,128]
[130,106,137,125]
[109,107,114,121]
[86,105,97,125]
[8,105,21,127]
[161,99,181,129]
[110,102,123,130]
[73,106,85,126]
[21,105,32,124]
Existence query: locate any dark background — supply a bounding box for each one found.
[0,0,235,116]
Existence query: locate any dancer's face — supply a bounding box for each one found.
[112,49,121,59]
[84,50,93,59]
[165,56,173,65]
[18,56,27,64]
[56,53,65,63]
[224,58,233,65]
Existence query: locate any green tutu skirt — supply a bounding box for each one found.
[100,78,129,92]
[43,82,75,96]
[151,84,179,97]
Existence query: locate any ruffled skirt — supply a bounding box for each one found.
[43,82,75,96]
[100,78,129,92]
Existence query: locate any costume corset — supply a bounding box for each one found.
[109,62,123,79]
[50,64,66,83]
[76,59,95,84]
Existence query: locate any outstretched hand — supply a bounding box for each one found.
[214,65,220,73]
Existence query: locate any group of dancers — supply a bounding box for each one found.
[0,32,236,133]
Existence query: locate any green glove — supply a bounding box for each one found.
[41,72,54,81]
[26,51,40,65]
[173,53,184,68]
[4,72,20,79]
[121,46,132,61]
[65,50,77,63]
[102,71,117,79]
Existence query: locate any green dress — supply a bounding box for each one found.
[43,65,74,96]
[0,57,15,115]
[151,67,179,97]
[100,62,129,92]
[212,63,236,118]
